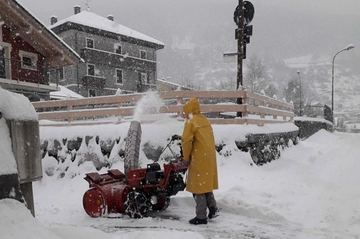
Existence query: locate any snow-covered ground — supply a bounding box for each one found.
[1,126,360,239]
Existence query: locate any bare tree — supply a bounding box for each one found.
[283,76,306,116]
[244,55,268,93]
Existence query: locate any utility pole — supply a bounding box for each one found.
[236,0,244,116]
[231,0,254,117]
[237,0,244,91]
[297,70,302,116]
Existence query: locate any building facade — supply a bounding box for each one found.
[50,7,165,97]
[0,0,81,101]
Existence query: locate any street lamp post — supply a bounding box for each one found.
[297,70,302,116]
[331,44,355,123]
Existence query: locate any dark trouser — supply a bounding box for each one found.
[193,192,217,219]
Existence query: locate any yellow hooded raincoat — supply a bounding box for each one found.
[181,98,219,194]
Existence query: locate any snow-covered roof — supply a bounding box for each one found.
[50,84,84,100]
[50,11,165,47]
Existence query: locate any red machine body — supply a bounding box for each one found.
[83,158,187,218]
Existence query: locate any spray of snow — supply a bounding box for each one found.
[133,92,166,122]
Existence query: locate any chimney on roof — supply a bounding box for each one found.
[50,16,58,25]
[74,5,81,15]
[107,15,114,21]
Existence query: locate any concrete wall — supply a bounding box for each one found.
[294,119,333,139]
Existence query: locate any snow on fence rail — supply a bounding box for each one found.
[32,89,295,126]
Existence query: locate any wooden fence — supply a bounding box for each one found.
[32,88,295,126]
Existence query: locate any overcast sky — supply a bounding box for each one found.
[16,0,360,84]
[18,0,360,26]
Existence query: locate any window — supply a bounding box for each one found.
[89,89,96,97]
[19,50,38,70]
[0,43,12,79]
[48,68,64,83]
[86,38,94,48]
[22,57,32,67]
[140,50,147,59]
[115,45,122,54]
[87,64,95,76]
[59,67,64,80]
[140,73,148,84]
[116,69,123,84]
[0,47,5,78]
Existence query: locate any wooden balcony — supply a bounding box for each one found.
[82,75,106,89]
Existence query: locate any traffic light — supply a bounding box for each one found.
[243,25,253,44]
[242,25,253,59]
[234,25,253,44]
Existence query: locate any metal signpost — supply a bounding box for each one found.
[233,0,254,116]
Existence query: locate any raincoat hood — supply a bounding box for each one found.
[183,98,200,119]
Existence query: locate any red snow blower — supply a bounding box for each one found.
[82,136,187,218]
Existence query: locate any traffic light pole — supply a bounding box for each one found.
[236,0,244,117]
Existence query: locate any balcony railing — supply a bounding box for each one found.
[82,75,106,89]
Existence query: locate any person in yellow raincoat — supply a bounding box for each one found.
[181,98,219,225]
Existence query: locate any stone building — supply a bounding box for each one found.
[49,6,165,97]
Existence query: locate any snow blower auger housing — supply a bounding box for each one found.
[82,137,187,218]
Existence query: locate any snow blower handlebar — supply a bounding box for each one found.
[171,134,182,141]
[158,135,186,166]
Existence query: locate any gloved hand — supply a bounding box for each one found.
[171,134,181,141]
[182,159,190,166]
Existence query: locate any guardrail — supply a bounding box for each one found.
[32,88,295,126]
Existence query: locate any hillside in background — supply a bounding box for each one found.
[108,0,360,110]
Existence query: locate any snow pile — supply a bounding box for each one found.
[0,199,63,239]
[0,199,113,239]
[0,87,38,121]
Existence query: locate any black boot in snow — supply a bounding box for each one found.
[189,217,207,225]
[208,207,219,219]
